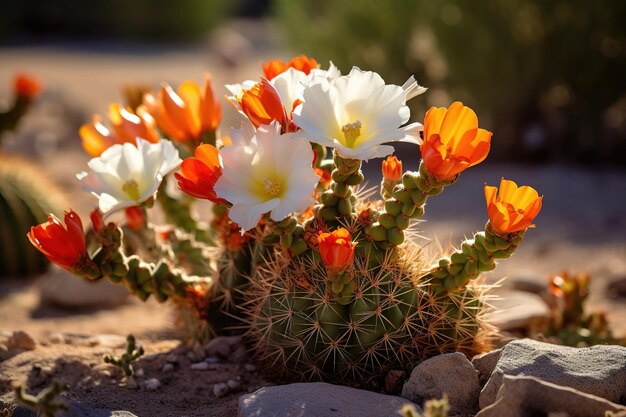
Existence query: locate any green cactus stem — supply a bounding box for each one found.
[156,182,212,244]
[401,395,450,417]
[103,334,145,377]
[315,153,363,225]
[325,269,355,305]
[366,162,456,251]
[425,222,525,294]
[13,380,67,417]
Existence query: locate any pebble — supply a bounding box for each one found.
[162,363,174,372]
[227,379,241,391]
[125,377,138,390]
[165,353,178,363]
[205,356,220,364]
[134,368,144,377]
[191,362,210,371]
[143,378,161,391]
[7,331,37,350]
[193,345,206,361]
[49,333,65,344]
[213,382,230,398]
[244,364,256,372]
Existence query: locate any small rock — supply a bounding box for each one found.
[476,375,626,417]
[472,349,502,387]
[205,336,242,359]
[213,382,230,398]
[244,364,256,372]
[12,397,138,417]
[231,344,248,363]
[143,378,161,391]
[165,353,178,363]
[193,345,206,361]
[205,356,220,364]
[240,382,420,417]
[134,368,144,378]
[226,379,241,391]
[125,377,138,390]
[487,290,550,332]
[85,334,127,349]
[38,266,128,308]
[480,339,626,409]
[402,352,479,416]
[7,331,37,350]
[186,351,197,362]
[49,333,65,344]
[162,363,174,372]
[191,362,209,371]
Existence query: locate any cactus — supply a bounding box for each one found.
[0,155,67,277]
[13,380,67,417]
[401,395,449,417]
[103,334,145,377]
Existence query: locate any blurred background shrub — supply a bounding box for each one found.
[274,0,626,165]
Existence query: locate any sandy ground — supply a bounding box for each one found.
[1,18,626,416]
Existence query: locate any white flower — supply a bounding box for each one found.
[77,138,181,214]
[214,122,319,232]
[292,67,424,161]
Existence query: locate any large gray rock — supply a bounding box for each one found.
[13,398,137,416]
[487,290,550,332]
[38,267,128,309]
[471,349,501,387]
[476,375,626,417]
[401,352,479,416]
[480,339,626,409]
[239,382,420,417]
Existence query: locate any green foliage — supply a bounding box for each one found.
[13,380,67,417]
[103,334,145,377]
[0,156,67,277]
[401,395,449,417]
[274,0,626,165]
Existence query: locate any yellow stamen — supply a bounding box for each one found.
[122,180,140,200]
[341,121,362,147]
[262,177,281,197]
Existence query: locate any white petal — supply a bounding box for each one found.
[157,139,182,176]
[272,68,307,109]
[229,199,280,232]
[398,122,424,144]
[402,76,428,101]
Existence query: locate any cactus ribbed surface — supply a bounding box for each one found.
[245,244,494,386]
[0,155,67,277]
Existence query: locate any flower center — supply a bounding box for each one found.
[122,180,140,200]
[261,177,281,197]
[341,121,362,147]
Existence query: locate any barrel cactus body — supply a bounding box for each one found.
[0,155,67,277]
[245,244,494,387]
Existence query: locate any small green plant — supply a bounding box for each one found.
[103,334,145,377]
[400,395,449,417]
[13,380,67,417]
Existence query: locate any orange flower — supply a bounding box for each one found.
[421,101,492,181]
[27,210,87,271]
[14,73,41,99]
[140,73,221,145]
[79,104,159,156]
[318,228,355,271]
[484,178,543,235]
[262,54,319,80]
[175,144,227,203]
[382,155,403,181]
[239,78,288,129]
[125,206,145,230]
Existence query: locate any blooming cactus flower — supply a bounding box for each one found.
[80,103,160,157]
[175,143,227,203]
[140,73,221,145]
[382,155,403,181]
[14,73,41,99]
[213,122,320,232]
[484,178,543,235]
[292,67,423,161]
[77,138,181,214]
[421,101,492,181]
[318,228,355,271]
[27,210,87,271]
[262,54,319,80]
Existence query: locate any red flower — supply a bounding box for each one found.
[125,206,145,230]
[90,208,104,233]
[14,73,42,99]
[175,144,227,203]
[262,55,319,80]
[318,228,355,271]
[27,210,87,271]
